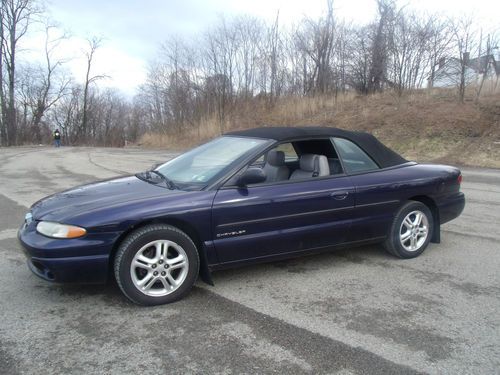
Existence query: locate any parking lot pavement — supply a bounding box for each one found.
[0,146,499,374]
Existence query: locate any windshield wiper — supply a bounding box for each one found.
[150,170,178,190]
[135,171,151,182]
[135,170,176,189]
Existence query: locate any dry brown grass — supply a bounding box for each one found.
[140,117,224,149]
[140,89,500,168]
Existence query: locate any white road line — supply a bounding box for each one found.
[0,229,18,240]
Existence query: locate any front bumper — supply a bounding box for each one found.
[26,253,109,283]
[18,221,119,284]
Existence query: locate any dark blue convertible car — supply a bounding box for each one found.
[18,127,465,305]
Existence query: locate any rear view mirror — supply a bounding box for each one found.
[237,167,266,186]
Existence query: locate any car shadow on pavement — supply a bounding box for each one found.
[50,245,392,306]
[211,244,390,281]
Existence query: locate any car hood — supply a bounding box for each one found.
[30,176,186,222]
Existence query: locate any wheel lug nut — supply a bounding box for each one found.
[164,264,168,269]
[152,264,156,269]
[161,271,166,276]
[159,260,163,264]
[153,271,158,276]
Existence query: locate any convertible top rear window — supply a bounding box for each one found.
[333,137,379,173]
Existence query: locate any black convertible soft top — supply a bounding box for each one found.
[225,126,408,168]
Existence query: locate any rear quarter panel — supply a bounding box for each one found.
[347,163,461,241]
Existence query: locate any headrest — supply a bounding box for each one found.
[299,154,318,172]
[266,150,285,166]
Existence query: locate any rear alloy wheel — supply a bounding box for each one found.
[399,210,429,252]
[384,201,433,258]
[114,224,199,305]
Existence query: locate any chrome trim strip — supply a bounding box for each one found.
[356,199,400,208]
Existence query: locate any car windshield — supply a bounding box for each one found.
[155,136,269,188]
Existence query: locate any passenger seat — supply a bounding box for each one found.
[263,150,289,182]
[290,154,330,180]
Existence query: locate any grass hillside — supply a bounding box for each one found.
[140,89,500,168]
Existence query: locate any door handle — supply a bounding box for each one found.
[330,191,349,200]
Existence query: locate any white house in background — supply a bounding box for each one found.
[430,52,500,89]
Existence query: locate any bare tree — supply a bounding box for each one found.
[388,10,434,94]
[24,24,72,142]
[451,16,478,102]
[80,37,106,141]
[52,85,82,143]
[475,32,499,101]
[267,11,281,100]
[347,25,373,94]
[368,0,395,93]
[202,16,239,132]
[295,0,336,95]
[0,4,6,144]
[234,16,264,98]
[426,17,454,88]
[0,0,40,145]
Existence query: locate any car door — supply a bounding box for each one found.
[211,161,356,265]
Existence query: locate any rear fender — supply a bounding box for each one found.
[409,195,440,244]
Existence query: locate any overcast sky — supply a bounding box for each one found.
[21,0,500,97]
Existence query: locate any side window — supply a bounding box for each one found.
[273,143,298,162]
[333,138,379,173]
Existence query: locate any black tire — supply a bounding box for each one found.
[383,201,434,259]
[114,224,199,305]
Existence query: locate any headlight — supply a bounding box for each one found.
[36,221,87,239]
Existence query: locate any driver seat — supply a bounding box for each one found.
[263,150,289,182]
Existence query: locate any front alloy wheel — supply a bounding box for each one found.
[130,240,189,297]
[114,224,199,305]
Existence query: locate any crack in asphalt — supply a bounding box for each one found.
[86,150,129,174]
[441,228,500,242]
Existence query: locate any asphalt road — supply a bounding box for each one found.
[0,146,499,375]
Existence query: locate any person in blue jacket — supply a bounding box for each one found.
[54,129,61,147]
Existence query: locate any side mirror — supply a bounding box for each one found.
[237,167,266,186]
[151,162,161,170]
